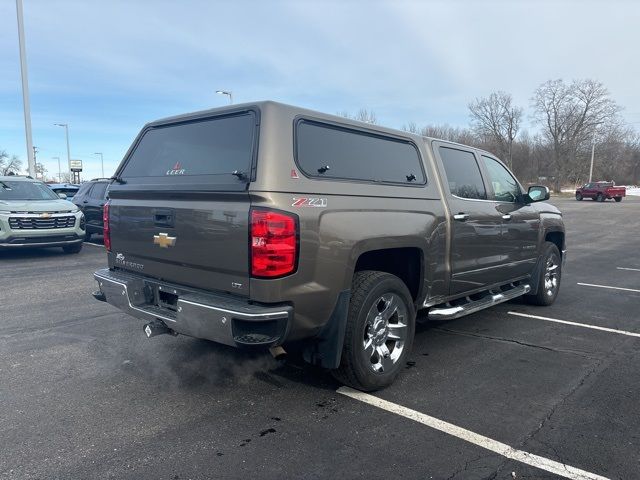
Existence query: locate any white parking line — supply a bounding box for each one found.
[84,242,104,248]
[617,267,640,272]
[337,387,609,480]
[577,282,640,293]
[508,311,640,338]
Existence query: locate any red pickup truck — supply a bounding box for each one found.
[575,182,626,202]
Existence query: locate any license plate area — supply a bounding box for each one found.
[142,281,181,313]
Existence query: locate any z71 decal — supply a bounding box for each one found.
[292,197,327,208]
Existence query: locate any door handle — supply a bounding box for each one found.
[453,213,469,221]
[83,200,88,204]
[502,214,512,220]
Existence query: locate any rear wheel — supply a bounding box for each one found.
[332,271,415,391]
[597,193,604,202]
[62,243,83,254]
[575,192,583,201]
[614,197,622,203]
[525,242,561,306]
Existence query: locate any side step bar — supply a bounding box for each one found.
[428,284,531,321]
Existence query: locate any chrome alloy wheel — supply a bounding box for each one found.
[544,255,560,297]
[362,293,408,374]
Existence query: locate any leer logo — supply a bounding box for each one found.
[166,161,186,176]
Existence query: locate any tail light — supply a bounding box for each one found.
[251,209,298,278]
[103,201,111,252]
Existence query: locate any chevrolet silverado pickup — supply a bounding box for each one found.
[93,101,566,391]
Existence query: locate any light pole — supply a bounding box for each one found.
[94,152,104,178]
[54,123,71,180]
[52,156,61,182]
[588,137,596,183]
[15,0,35,177]
[216,90,233,104]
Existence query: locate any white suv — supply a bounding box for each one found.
[0,175,86,253]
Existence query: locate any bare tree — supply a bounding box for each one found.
[419,124,479,147]
[531,79,622,191]
[468,92,522,168]
[402,121,419,134]
[0,150,23,175]
[339,108,378,124]
[59,172,74,183]
[35,162,47,179]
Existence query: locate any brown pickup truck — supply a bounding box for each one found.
[575,182,626,202]
[93,101,566,391]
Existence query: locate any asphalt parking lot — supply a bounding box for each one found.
[1,196,639,480]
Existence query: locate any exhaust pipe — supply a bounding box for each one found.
[269,345,287,360]
[143,320,173,338]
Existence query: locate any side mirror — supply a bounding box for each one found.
[527,185,550,203]
[58,193,68,199]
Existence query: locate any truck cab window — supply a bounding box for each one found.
[482,156,520,203]
[439,147,486,200]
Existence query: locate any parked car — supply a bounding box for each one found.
[575,181,625,202]
[93,101,565,391]
[73,178,110,241]
[48,183,80,200]
[0,175,85,252]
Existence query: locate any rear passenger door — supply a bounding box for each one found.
[434,143,507,295]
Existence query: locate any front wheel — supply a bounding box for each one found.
[332,271,416,391]
[614,197,622,203]
[525,242,561,306]
[575,193,583,201]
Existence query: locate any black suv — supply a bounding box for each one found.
[73,178,110,241]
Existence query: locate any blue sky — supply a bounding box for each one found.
[2,0,639,180]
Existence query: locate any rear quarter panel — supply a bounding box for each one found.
[249,103,448,341]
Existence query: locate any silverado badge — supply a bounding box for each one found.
[153,232,177,248]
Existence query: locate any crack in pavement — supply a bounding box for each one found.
[433,327,601,359]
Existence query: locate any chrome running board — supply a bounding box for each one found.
[428,284,531,321]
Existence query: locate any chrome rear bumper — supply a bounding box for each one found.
[94,268,291,347]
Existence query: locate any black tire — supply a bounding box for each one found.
[332,271,416,391]
[597,193,604,202]
[575,193,583,201]
[614,197,622,203]
[84,230,92,241]
[62,243,83,254]
[525,242,561,306]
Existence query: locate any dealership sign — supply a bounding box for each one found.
[69,160,83,172]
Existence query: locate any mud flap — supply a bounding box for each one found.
[527,254,544,296]
[303,290,350,369]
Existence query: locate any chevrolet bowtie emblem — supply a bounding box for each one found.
[153,232,177,248]
[39,212,52,219]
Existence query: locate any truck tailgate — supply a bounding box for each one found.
[109,194,250,296]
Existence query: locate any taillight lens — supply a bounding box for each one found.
[103,201,111,252]
[251,209,298,278]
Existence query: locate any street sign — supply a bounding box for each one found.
[69,160,83,172]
